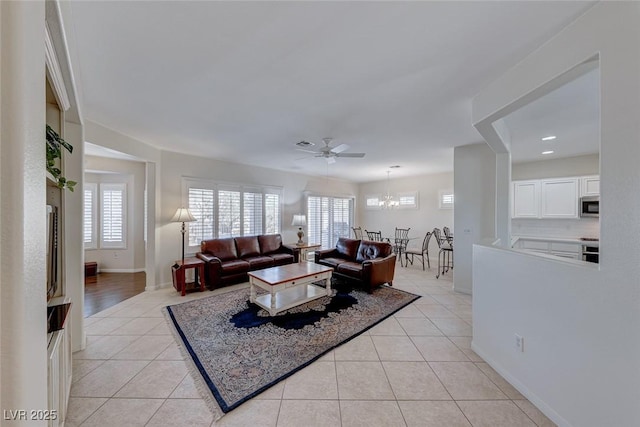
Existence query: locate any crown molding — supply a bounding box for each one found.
[45,21,71,112]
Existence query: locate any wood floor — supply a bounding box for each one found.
[84,272,146,317]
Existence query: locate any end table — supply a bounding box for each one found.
[171,257,206,296]
[286,243,322,263]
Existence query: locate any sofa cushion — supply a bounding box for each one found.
[269,253,295,266]
[317,257,347,270]
[337,261,364,278]
[258,234,283,254]
[220,259,250,275]
[235,236,261,258]
[356,241,392,262]
[335,238,361,261]
[201,238,238,261]
[243,255,274,270]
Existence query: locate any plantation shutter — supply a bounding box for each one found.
[243,191,263,236]
[218,189,241,238]
[83,183,97,249]
[307,195,353,249]
[100,183,126,248]
[264,192,280,234]
[188,187,215,246]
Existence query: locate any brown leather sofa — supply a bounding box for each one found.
[314,237,396,293]
[197,234,299,289]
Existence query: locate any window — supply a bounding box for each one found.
[188,187,215,246]
[218,189,241,238]
[398,191,419,209]
[100,183,126,248]
[439,190,454,209]
[364,195,381,210]
[184,179,283,248]
[307,195,354,249]
[83,183,98,249]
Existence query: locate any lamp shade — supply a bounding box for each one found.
[291,214,306,227]
[171,207,196,222]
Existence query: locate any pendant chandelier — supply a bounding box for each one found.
[379,171,399,209]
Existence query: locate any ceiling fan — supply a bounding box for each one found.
[295,137,366,164]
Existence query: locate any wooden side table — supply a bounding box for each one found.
[171,257,206,296]
[286,243,322,263]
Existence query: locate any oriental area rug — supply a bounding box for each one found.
[163,282,419,420]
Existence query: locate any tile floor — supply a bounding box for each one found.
[67,263,556,427]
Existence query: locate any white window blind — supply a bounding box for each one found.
[243,192,263,236]
[218,190,241,238]
[398,191,419,209]
[365,195,381,210]
[264,193,280,234]
[100,183,126,248]
[307,195,353,249]
[185,179,282,247]
[439,190,454,209]
[188,187,215,246]
[83,183,97,249]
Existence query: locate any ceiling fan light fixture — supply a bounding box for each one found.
[296,140,315,147]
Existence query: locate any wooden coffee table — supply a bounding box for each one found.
[248,263,333,316]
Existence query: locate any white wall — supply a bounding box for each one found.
[85,156,146,272]
[357,172,453,261]
[0,0,49,417]
[512,153,598,180]
[157,150,359,288]
[471,3,640,426]
[453,143,496,294]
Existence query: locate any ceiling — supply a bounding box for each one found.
[68,1,596,182]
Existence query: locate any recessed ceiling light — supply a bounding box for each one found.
[541,136,556,141]
[296,140,314,147]
[542,150,554,155]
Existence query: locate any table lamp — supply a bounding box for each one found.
[292,214,306,246]
[171,207,196,268]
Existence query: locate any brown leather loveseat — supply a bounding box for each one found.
[314,237,396,293]
[197,234,299,289]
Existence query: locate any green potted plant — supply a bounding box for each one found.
[46,125,77,191]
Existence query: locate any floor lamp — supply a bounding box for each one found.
[171,207,196,269]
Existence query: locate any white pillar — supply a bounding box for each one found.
[0,0,49,423]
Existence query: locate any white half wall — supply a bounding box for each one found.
[471,2,640,426]
[453,143,496,294]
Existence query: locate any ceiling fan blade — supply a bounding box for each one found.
[326,157,336,164]
[335,152,366,158]
[330,143,350,154]
[296,148,320,154]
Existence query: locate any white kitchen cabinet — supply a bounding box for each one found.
[512,181,540,218]
[540,178,579,218]
[580,175,600,197]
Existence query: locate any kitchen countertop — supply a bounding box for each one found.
[512,235,599,247]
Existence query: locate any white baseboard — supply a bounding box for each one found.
[98,268,146,274]
[471,341,571,427]
[145,282,173,292]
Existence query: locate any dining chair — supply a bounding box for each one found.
[433,228,453,279]
[394,227,410,267]
[364,229,383,241]
[405,231,432,270]
[352,226,363,240]
[443,226,454,245]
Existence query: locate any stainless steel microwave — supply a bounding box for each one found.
[580,196,599,217]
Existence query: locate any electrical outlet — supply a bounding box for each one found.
[515,334,524,352]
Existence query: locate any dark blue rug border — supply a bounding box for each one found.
[165,285,420,414]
